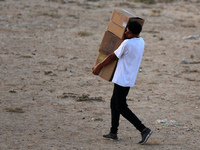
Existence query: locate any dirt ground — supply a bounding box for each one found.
[0,0,200,149]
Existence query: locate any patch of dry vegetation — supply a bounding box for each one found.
[131,0,175,4]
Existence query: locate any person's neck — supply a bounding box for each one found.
[125,34,140,39]
[132,34,139,38]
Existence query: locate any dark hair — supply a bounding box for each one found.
[127,21,142,35]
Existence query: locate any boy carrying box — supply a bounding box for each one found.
[92,21,152,144]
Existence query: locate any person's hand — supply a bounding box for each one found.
[92,65,101,75]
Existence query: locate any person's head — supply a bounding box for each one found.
[125,21,142,39]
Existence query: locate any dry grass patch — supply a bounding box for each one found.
[131,0,175,4]
[77,31,92,37]
[58,93,103,102]
[39,12,62,18]
[5,108,24,113]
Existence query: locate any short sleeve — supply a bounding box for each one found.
[114,40,128,59]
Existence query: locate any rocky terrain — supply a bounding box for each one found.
[0,0,200,149]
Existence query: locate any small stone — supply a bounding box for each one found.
[181,59,189,64]
[183,35,200,40]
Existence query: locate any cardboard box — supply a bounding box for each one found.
[95,52,117,81]
[99,31,123,55]
[107,9,145,39]
[94,9,145,81]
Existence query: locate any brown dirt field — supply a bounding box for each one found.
[0,0,200,149]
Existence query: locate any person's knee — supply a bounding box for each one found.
[116,104,127,113]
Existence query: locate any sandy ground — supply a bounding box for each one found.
[0,0,200,149]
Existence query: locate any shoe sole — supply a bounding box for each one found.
[139,130,153,145]
[103,137,118,141]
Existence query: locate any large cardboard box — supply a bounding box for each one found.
[107,9,145,39]
[99,31,123,55]
[95,9,144,82]
[95,52,117,81]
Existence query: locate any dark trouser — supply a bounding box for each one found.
[110,83,146,134]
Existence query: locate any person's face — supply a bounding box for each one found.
[125,28,133,39]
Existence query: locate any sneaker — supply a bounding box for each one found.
[103,133,118,141]
[138,128,152,145]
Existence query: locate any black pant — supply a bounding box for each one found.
[110,84,146,134]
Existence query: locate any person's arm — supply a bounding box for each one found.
[92,52,118,75]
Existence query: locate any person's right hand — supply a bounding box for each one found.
[92,64,102,75]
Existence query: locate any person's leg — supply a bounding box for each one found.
[110,84,120,134]
[114,84,146,132]
[103,84,120,140]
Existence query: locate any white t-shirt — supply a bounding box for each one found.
[112,37,145,87]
